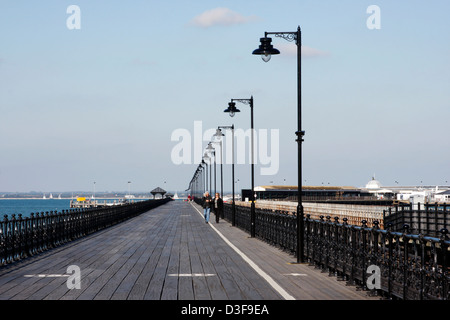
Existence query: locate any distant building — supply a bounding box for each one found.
[435,190,450,202]
[241,176,450,204]
[243,185,372,202]
[151,187,167,199]
[362,176,394,199]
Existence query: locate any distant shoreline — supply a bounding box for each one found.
[0,197,151,200]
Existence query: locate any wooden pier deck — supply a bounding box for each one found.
[0,200,377,302]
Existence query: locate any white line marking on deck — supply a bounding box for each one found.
[24,274,69,278]
[168,273,215,277]
[283,273,308,276]
[191,203,295,300]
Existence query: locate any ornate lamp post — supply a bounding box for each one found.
[218,125,236,226]
[201,159,207,194]
[213,128,225,200]
[203,153,211,193]
[206,142,216,196]
[225,97,256,237]
[252,26,305,263]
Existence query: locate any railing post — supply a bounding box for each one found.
[305,214,310,263]
[361,220,368,290]
[402,224,410,300]
[17,214,24,260]
[348,224,356,286]
[386,223,393,299]
[340,217,349,281]
[43,212,49,251]
[11,214,17,261]
[369,220,380,296]
[439,228,448,300]
[419,233,425,300]
[332,216,339,277]
[3,215,10,264]
[435,203,439,237]
[444,204,449,233]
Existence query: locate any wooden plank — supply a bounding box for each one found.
[177,211,195,300]
[142,212,178,300]
[127,207,175,300]
[160,212,181,300]
[187,220,211,300]
[190,217,227,300]
[111,229,165,300]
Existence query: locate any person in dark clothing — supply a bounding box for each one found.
[202,191,212,223]
[213,193,223,223]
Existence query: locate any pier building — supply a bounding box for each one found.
[242,177,450,205]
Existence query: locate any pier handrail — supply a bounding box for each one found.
[384,202,450,237]
[0,198,171,268]
[223,202,449,300]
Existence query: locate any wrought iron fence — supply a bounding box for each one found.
[384,203,450,237]
[223,203,449,300]
[0,198,171,267]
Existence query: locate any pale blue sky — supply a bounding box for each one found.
[0,1,449,193]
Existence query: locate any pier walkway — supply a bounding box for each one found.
[0,200,377,300]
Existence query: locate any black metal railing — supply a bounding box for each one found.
[0,198,171,267]
[384,203,450,237]
[223,203,449,300]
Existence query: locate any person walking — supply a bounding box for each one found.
[202,191,212,223]
[213,193,223,223]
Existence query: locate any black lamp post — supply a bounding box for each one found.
[218,125,235,226]
[189,164,202,201]
[206,142,216,196]
[203,152,211,193]
[213,128,225,198]
[213,128,225,219]
[225,97,256,238]
[201,159,207,194]
[252,26,305,263]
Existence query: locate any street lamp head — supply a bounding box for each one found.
[224,101,240,118]
[213,128,224,139]
[206,142,214,152]
[252,37,280,62]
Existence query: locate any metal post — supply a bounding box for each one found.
[220,140,224,199]
[231,97,256,237]
[296,26,305,263]
[260,26,305,263]
[250,97,256,237]
[205,161,208,193]
[214,150,216,197]
[218,125,235,224]
[232,125,236,226]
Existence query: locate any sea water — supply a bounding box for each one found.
[0,199,72,218]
